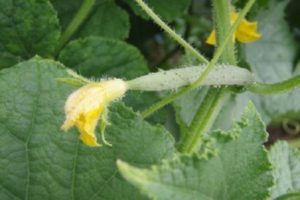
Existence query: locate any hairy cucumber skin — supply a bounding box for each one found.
[127,65,254,91]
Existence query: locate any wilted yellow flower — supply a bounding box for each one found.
[61,79,127,147]
[206,11,261,45]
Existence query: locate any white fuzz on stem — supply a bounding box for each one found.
[126,65,254,91]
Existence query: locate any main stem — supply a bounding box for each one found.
[180,0,239,153]
[180,88,229,152]
[54,0,96,56]
[213,0,236,63]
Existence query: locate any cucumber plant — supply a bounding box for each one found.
[0,0,299,199]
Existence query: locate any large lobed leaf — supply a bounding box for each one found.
[0,0,60,68]
[118,103,273,200]
[0,57,175,200]
[58,36,148,79]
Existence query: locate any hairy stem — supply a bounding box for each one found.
[54,0,96,56]
[212,0,236,63]
[141,0,256,118]
[180,89,230,153]
[179,0,244,153]
[248,75,300,94]
[134,0,209,64]
[127,65,254,91]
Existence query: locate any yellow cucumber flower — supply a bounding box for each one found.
[206,11,261,45]
[61,79,127,147]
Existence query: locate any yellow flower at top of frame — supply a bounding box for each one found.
[206,11,261,45]
[61,79,127,147]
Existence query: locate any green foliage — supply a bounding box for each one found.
[3,0,60,56]
[52,0,129,39]
[181,0,300,131]
[244,0,300,123]
[0,0,60,68]
[0,44,22,70]
[124,0,192,22]
[174,88,252,132]
[118,104,273,200]
[59,36,148,79]
[173,87,209,134]
[0,58,174,200]
[50,0,81,30]
[233,0,269,17]
[0,0,300,199]
[269,141,300,199]
[79,1,129,39]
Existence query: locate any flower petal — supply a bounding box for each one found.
[61,118,75,132]
[206,30,236,46]
[206,10,261,45]
[76,107,104,147]
[236,21,261,43]
[61,79,127,147]
[206,30,217,45]
[79,131,101,147]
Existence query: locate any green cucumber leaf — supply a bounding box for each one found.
[173,88,250,134]
[0,44,22,70]
[79,1,129,39]
[268,141,300,199]
[59,36,148,79]
[50,0,81,30]
[118,103,273,200]
[0,57,175,200]
[274,193,300,200]
[173,87,209,134]
[0,0,60,68]
[51,0,129,39]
